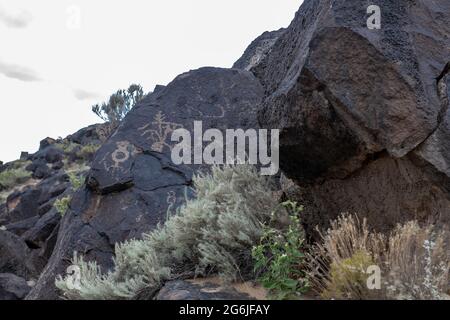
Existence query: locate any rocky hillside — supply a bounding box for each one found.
[1,0,449,300]
[0,124,109,299]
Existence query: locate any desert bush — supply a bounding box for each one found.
[307,214,450,300]
[76,144,100,160]
[56,164,285,300]
[55,196,72,216]
[55,142,79,154]
[92,84,144,124]
[68,172,84,191]
[252,201,309,299]
[0,167,32,191]
[385,222,450,300]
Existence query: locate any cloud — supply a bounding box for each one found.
[73,89,100,101]
[0,60,42,82]
[0,6,33,28]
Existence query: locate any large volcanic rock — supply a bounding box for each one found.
[252,0,450,234]
[0,122,109,300]
[0,273,32,300]
[233,29,285,71]
[27,67,264,299]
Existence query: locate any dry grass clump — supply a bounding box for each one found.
[308,214,450,300]
[386,222,449,300]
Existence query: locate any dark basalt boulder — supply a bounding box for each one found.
[0,230,45,279]
[4,216,40,236]
[0,273,32,300]
[254,0,450,234]
[27,67,264,300]
[155,280,252,300]
[233,28,285,71]
[22,209,61,249]
[5,189,41,224]
[66,123,111,146]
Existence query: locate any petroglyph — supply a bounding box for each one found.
[166,190,176,206]
[138,111,183,153]
[103,141,140,173]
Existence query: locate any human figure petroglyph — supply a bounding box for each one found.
[138,111,183,153]
[166,190,176,206]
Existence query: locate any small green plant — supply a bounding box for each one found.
[0,167,32,190]
[252,201,309,300]
[68,172,84,191]
[76,144,100,159]
[55,142,80,154]
[54,196,72,216]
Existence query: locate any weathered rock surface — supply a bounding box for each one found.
[156,280,252,300]
[0,123,107,300]
[27,67,264,299]
[0,273,32,300]
[233,29,285,71]
[1,0,449,301]
[254,0,450,233]
[0,230,44,279]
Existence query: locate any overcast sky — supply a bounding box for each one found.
[0,0,302,163]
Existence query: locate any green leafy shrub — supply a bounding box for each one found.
[55,196,72,216]
[0,167,32,190]
[252,201,309,300]
[76,144,100,160]
[92,84,144,124]
[68,172,84,191]
[56,165,286,300]
[55,142,79,154]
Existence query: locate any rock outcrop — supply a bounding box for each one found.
[233,29,285,71]
[250,0,450,235]
[0,123,109,298]
[156,280,253,300]
[0,273,32,300]
[1,0,449,301]
[27,67,264,299]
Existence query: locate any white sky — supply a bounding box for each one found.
[0,0,302,163]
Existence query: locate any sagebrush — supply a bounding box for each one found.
[56,165,286,300]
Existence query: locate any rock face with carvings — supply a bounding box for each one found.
[27,67,264,299]
[0,0,447,300]
[251,0,450,235]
